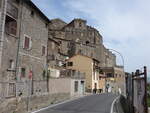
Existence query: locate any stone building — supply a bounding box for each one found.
[0,0,49,98]
[48,18,116,68]
[0,0,18,98]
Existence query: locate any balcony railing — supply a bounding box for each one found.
[7,2,18,19]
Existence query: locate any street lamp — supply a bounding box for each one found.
[108,49,125,69]
[108,49,126,95]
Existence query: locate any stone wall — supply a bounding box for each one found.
[48,18,117,68]
[0,93,70,113]
[0,0,49,98]
[0,0,6,78]
[49,77,85,97]
[49,78,71,94]
[15,1,49,96]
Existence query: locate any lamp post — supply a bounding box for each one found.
[108,49,126,95]
[108,49,125,69]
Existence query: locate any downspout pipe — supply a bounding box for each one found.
[15,0,23,96]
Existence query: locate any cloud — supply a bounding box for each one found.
[32,0,150,74]
[63,0,150,74]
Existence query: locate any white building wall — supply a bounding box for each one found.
[49,68,60,78]
[70,79,85,97]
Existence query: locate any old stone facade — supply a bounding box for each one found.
[0,0,121,99]
[16,0,49,96]
[0,0,49,98]
[48,18,116,68]
[0,1,126,113]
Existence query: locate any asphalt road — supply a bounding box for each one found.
[36,93,117,113]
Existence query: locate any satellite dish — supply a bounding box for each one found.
[76,38,79,42]
[66,57,69,60]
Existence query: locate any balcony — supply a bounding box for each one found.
[6,2,18,19]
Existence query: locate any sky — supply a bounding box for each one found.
[32,0,150,75]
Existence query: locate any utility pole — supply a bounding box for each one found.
[144,66,148,113]
[15,0,23,96]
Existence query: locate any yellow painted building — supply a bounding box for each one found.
[66,54,100,92]
[101,66,125,94]
[98,74,106,92]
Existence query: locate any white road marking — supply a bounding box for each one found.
[110,95,120,113]
[30,95,91,113]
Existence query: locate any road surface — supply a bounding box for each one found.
[35,93,117,113]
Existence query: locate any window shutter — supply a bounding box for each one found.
[42,46,46,55]
[24,37,30,49]
[29,39,32,50]
[9,21,17,35]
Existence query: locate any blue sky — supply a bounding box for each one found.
[32,0,150,75]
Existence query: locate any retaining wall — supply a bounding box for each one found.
[0,93,70,113]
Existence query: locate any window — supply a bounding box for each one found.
[107,73,113,77]
[81,33,83,37]
[9,59,14,69]
[42,46,46,56]
[86,41,90,45]
[5,15,17,36]
[99,77,101,80]
[115,74,118,77]
[78,49,82,54]
[7,2,18,19]
[51,42,55,50]
[23,35,31,50]
[74,81,78,92]
[79,22,82,27]
[45,23,48,28]
[21,68,26,77]
[0,0,2,9]
[15,0,20,4]
[10,21,17,35]
[91,53,93,57]
[8,83,15,96]
[67,62,73,66]
[31,11,34,17]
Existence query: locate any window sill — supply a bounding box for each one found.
[5,32,18,38]
[23,48,32,51]
[7,68,16,72]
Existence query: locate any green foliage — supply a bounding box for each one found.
[148,97,150,107]
[147,84,150,91]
